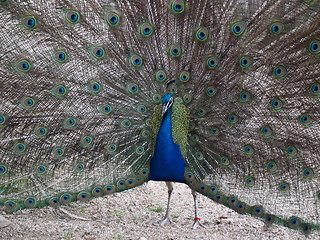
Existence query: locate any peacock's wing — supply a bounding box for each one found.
[0,0,168,211]
[178,0,320,233]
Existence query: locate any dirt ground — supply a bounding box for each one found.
[0,181,318,240]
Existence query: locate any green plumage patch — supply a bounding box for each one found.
[151,100,189,157]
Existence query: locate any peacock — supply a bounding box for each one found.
[0,0,320,235]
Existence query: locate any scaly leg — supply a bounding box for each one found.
[153,181,173,226]
[191,189,206,229]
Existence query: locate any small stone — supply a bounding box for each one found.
[0,216,11,228]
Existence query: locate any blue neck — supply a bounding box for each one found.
[148,107,186,183]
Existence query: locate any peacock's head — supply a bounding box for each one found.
[162,94,173,116]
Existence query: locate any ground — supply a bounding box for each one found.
[1,182,318,240]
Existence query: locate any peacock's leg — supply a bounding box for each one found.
[152,181,173,226]
[191,189,206,229]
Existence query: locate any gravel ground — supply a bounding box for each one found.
[1,181,318,240]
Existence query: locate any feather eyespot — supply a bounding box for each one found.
[63,117,77,130]
[227,114,239,125]
[308,39,320,56]
[65,10,80,23]
[15,58,32,73]
[117,179,126,190]
[130,54,143,67]
[183,94,192,103]
[80,136,93,148]
[121,119,132,128]
[265,215,275,225]
[140,168,149,177]
[184,171,195,185]
[137,105,147,113]
[301,224,312,234]
[191,135,199,142]
[125,178,136,188]
[89,47,106,60]
[139,23,154,37]
[25,198,37,208]
[52,50,68,63]
[86,81,102,95]
[99,104,112,115]
[266,161,278,173]
[141,129,150,138]
[0,113,8,127]
[145,119,152,126]
[288,217,301,229]
[153,94,161,102]
[179,71,190,83]
[51,84,68,98]
[231,21,246,36]
[103,185,116,195]
[4,200,18,212]
[260,125,273,138]
[206,86,217,97]
[197,108,207,117]
[252,205,264,217]
[77,192,90,202]
[239,90,252,103]
[92,187,103,197]
[239,55,254,69]
[206,55,220,69]
[220,156,230,167]
[49,197,60,207]
[243,145,254,156]
[168,43,182,58]
[20,96,36,110]
[170,0,186,14]
[209,186,218,195]
[35,165,47,175]
[195,152,204,160]
[269,21,285,35]
[105,144,117,154]
[309,82,319,97]
[210,127,220,137]
[105,12,120,27]
[298,114,313,126]
[285,145,298,158]
[213,193,225,203]
[169,84,178,94]
[155,70,167,82]
[13,142,28,155]
[60,193,72,204]
[0,165,8,175]
[273,65,288,79]
[195,26,209,42]
[34,126,48,138]
[302,168,314,179]
[235,202,247,213]
[127,83,139,94]
[245,177,255,187]
[136,146,145,155]
[279,182,290,192]
[52,147,65,159]
[21,15,38,30]
[270,97,284,111]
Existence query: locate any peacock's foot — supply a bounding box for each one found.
[192,218,206,229]
[152,217,173,226]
